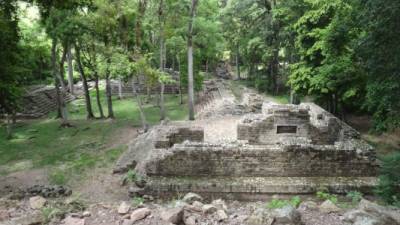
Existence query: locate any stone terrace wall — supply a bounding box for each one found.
[237,103,358,145]
[145,143,378,178]
[110,69,181,96]
[5,86,75,118]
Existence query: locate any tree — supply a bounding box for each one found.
[0,0,21,138]
[187,0,199,121]
[358,0,400,131]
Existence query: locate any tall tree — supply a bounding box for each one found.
[0,0,21,138]
[187,0,199,121]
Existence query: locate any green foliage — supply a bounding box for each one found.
[125,170,137,183]
[346,191,363,204]
[49,169,68,185]
[131,197,144,207]
[266,196,302,209]
[375,152,400,207]
[316,189,338,203]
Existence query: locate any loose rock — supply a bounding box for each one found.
[161,207,184,224]
[29,196,46,209]
[63,216,85,225]
[202,204,218,214]
[118,201,131,215]
[272,205,301,225]
[182,193,203,204]
[130,207,151,223]
[217,209,228,221]
[212,199,228,211]
[319,200,341,214]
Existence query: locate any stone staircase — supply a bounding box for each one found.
[18,86,75,118]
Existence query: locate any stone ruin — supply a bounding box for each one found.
[110,68,181,97]
[1,85,75,118]
[115,101,378,200]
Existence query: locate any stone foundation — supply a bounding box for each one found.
[145,142,377,178]
[116,99,378,198]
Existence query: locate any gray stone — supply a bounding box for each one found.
[182,193,203,204]
[359,199,400,224]
[161,207,184,224]
[130,208,151,223]
[217,209,228,221]
[29,196,46,209]
[192,201,203,208]
[63,216,85,225]
[319,200,341,213]
[118,201,131,215]
[272,205,301,225]
[246,209,273,225]
[128,186,145,198]
[82,211,91,217]
[6,211,44,225]
[211,199,228,211]
[298,201,318,211]
[202,204,218,214]
[183,216,197,225]
[343,200,400,225]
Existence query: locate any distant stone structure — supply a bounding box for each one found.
[2,85,75,118]
[110,68,181,97]
[115,93,378,199]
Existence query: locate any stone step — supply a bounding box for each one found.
[145,176,377,200]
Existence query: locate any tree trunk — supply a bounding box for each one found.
[118,78,123,100]
[6,113,12,140]
[177,56,183,105]
[159,0,166,121]
[104,37,114,119]
[58,45,68,92]
[187,0,199,121]
[105,76,114,119]
[67,46,74,94]
[236,43,241,80]
[75,43,95,119]
[95,73,104,118]
[51,39,69,126]
[132,77,148,132]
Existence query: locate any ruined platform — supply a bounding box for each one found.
[115,97,378,198]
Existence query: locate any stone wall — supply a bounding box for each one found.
[237,102,358,145]
[145,142,377,178]
[2,85,75,118]
[154,127,204,149]
[110,69,181,96]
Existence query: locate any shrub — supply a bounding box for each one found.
[346,191,363,204]
[316,189,338,203]
[49,170,68,185]
[267,196,302,209]
[375,152,400,207]
[132,197,144,207]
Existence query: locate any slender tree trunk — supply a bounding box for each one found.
[103,36,115,119]
[51,39,69,126]
[187,0,199,121]
[75,43,94,119]
[177,56,183,105]
[132,77,148,132]
[105,75,114,119]
[6,113,12,139]
[205,59,209,74]
[95,73,105,118]
[236,43,241,80]
[67,46,74,94]
[159,0,166,121]
[58,45,68,92]
[118,78,123,100]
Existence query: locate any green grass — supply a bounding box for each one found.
[0,88,188,178]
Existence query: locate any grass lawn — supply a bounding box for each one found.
[0,88,188,184]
